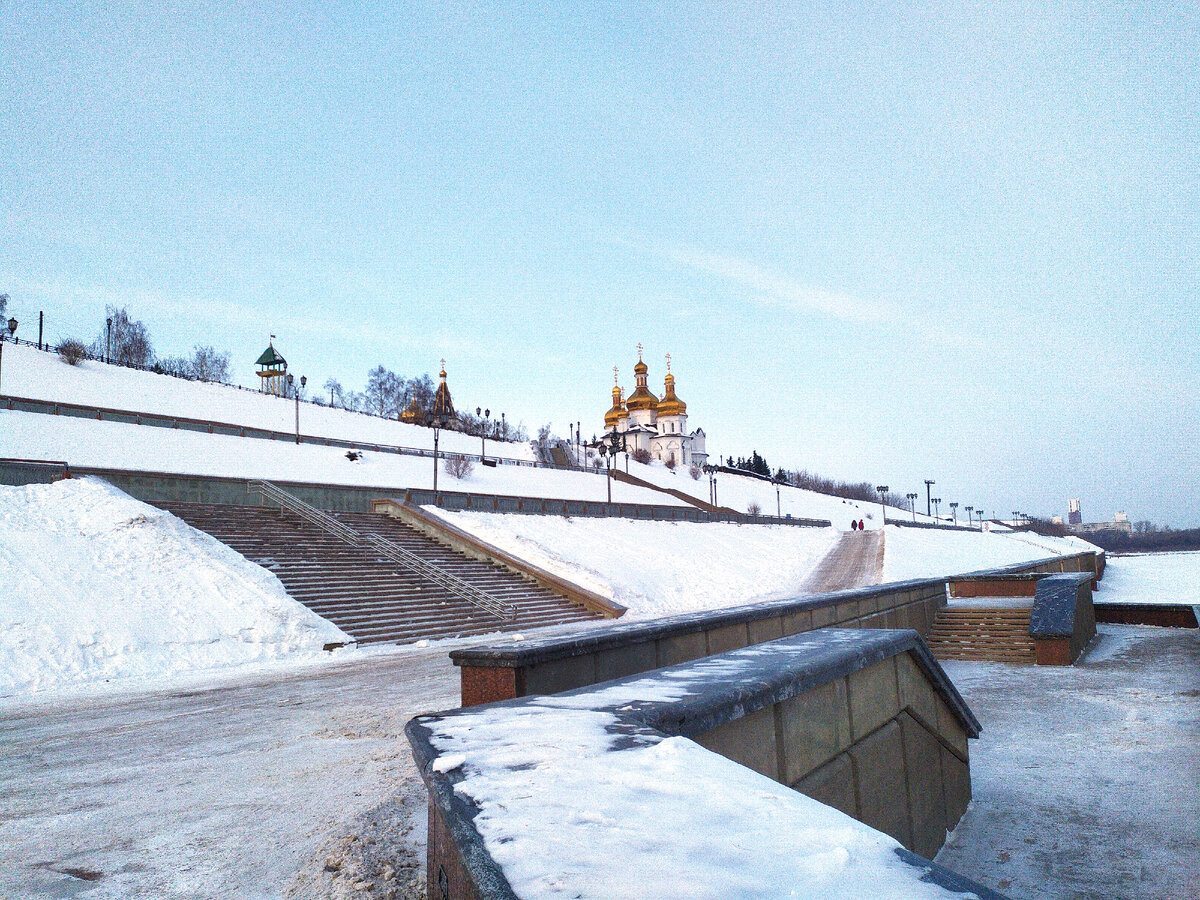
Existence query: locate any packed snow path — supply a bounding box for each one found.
[0,647,459,900]
[802,528,885,593]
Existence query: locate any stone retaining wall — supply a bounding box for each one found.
[454,577,950,706]
[408,630,1004,899]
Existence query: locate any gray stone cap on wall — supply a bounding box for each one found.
[450,576,947,669]
[1029,572,1094,638]
[409,629,992,900]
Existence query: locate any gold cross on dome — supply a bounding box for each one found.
[440,358,446,370]
[637,342,643,361]
[665,352,671,373]
[613,366,619,385]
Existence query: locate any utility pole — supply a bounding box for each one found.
[924,480,935,518]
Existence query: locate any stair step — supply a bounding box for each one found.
[157,500,602,644]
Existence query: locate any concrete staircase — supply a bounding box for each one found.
[925,605,1037,663]
[158,502,601,645]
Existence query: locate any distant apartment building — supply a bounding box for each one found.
[1064,502,1132,535]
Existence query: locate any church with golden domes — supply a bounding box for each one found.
[604,346,707,467]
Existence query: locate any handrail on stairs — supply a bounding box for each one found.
[248,480,514,621]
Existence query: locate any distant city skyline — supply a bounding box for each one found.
[2,3,1196,525]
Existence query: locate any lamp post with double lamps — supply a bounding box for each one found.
[476,407,491,461]
[0,317,16,395]
[876,485,889,526]
[286,374,306,444]
[430,410,453,494]
[949,502,958,527]
[906,492,918,522]
[592,431,625,504]
[933,497,941,521]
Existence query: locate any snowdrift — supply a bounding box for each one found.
[0,477,348,700]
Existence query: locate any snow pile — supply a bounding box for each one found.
[435,510,839,617]
[1099,551,1200,606]
[3,341,536,460]
[882,524,1098,582]
[0,477,348,699]
[428,660,978,900]
[0,410,684,505]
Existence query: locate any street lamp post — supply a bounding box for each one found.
[476,407,490,462]
[285,374,304,444]
[105,316,112,364]
[924,480,935,518]
[876,485,889,526]
[0,317,16,395]
[906,492,918,522]
[430,411,451,494]
[949,502,958,526]
[933,497,941,521]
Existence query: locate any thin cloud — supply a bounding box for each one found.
[613,235,894,324]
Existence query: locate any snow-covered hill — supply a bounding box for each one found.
[619,460,930,530]
[0,478,348,700]
[2,341,535,460]
[0,409,687,505]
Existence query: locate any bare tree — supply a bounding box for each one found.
[94,307,153,367]
[190,345,230,382]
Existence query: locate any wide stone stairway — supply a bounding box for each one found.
[925,604,1037,663]
[159,502,601,644]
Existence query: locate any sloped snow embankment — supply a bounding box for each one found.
[0,477,348,701]
[434,510,840,618]
[881,524,1100,582]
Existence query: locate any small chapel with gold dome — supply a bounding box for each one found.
[604,346,707,467]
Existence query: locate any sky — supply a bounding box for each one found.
[1,2,1197,526]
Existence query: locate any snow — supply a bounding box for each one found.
[1096,550,1200,606]
[425,649,981,900]
[3,340,536,460]
[935,622,1200,899]
[882,524,1099,582]
[0,409,686,505]
[433,510,840,617]
[623,458,957,530]
[0,477,348,700]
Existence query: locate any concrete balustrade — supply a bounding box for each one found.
[1029,572,1097,665]
[408,630,1005,899]
[453,578,951,706]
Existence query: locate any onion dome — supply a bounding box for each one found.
[657,373,686,417]
[400,391,424,425]
[604,382,628,428]
[624,345,659,413]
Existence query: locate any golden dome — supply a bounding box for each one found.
[657,371,687,417]
[400,391,423,424]
[624,345,658,412]
[604,384,628,427]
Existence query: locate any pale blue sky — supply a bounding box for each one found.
[2,2,1197,525]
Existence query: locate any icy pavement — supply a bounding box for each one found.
[0,646,459,899]
[935,624,1200,900]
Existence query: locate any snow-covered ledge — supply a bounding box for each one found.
[407,630,1005,900]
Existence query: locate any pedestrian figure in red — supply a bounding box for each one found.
[858,519,865,531]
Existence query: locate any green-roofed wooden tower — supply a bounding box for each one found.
[256,338,288,396]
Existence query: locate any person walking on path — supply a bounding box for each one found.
[851,519,858,531]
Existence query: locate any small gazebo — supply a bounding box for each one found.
[256,338,288,396]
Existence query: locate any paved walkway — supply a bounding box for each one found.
[0,649,460,899]
[801,528,885,593]
[936,624,1200,900]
